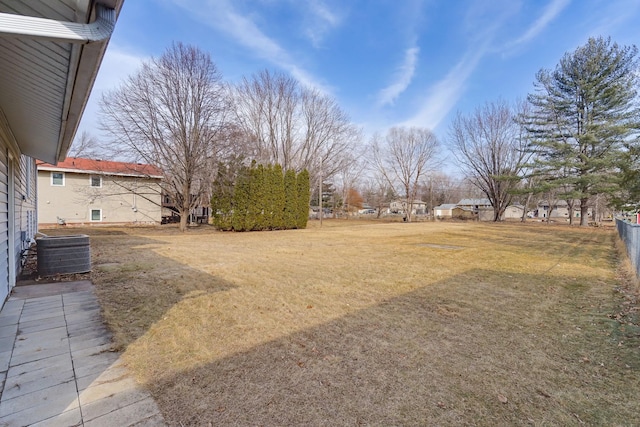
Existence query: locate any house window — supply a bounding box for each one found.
[90,209,102,222]
[90,175,102,188]
[51,172,64,186]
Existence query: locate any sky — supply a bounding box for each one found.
[78,0,640,169]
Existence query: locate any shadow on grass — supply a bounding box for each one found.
[74,228,237,350]
[142,268,640,426]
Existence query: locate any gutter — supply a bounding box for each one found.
[0,4,115,44]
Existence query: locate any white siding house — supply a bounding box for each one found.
[389,200,427,215]
[37,158,163,226]
[457,198,492,214]
[0,1,123,305]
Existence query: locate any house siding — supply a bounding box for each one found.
[14,155,37,277]
[0,146,8,303]
[0,111,36,304]
[37,170,162,225]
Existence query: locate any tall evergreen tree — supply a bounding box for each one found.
[232,166,251,231]
[211,161,237,230]
[249,163,267,230]
[525,37,640,225]
[296,169,310,229]
[270,164,286,229]
[283,169,298,229]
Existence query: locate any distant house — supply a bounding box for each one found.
[434,204,456,218]
[389,199,427,215]
[37,158,162,226]
[479,204,525,221]
[536,200,580,219]
[504,204,525,220]
[457,198,492,214]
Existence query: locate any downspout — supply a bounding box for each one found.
[0,4,115,44]
[0,3,119,163]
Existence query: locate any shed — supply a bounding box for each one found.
[452,206,476,219]
[434,203,456,218]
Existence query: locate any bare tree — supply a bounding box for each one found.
[333,149,367,218]
[361,173,395,218]
[68,131,109,159]
[371,126,439,222]
[419,172,467,215]
[449,99,531,221]
[232,69,359,187]
[100,43,229,231]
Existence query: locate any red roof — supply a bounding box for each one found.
[36,157,163,178]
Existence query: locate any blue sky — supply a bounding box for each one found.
[79,0,640,163]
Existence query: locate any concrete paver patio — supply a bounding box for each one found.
[0,281,165,426]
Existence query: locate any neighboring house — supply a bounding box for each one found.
[504,204,525,220]
[537,200,580,219]
[457,198,492,214]
[0,1,123,305]
[37,158,162,226]
[479,204,525,221]
[388,200,427,215]
[434,203,456,218]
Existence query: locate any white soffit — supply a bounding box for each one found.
[0,1,121,164]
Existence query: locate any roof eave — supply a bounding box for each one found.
[56,2,123,163]
[0,1,123,164]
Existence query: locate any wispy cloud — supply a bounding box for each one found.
[93,46,147,92]
[508,0,571,48]
[398,1,521,132]
[303,0,343,47]
[377,46,420,107]
[170,0,331,93]
[401,45,487,131]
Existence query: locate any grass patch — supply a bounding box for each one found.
[46,220,640,425]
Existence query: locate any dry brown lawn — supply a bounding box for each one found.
[45,220,640,426]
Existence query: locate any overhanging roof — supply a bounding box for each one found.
[0,0,123,164]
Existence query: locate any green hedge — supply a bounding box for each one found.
[212,163,310,231]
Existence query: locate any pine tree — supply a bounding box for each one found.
[231,166,250,231]
[249,163,267,230]
[210,162,235,230]
[270,164,285,229]
[525,37,640,225]
[243,161,258,231]
[283,169,298,229]
[296,169,310,229]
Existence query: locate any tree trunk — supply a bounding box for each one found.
[493,206,501,222]
[521,193,532,222]
[179,211,188,232]
[580,198,589,226]
[568,210,574,225]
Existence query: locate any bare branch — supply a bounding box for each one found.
[370,126,439,222]
[99,43,229,231]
